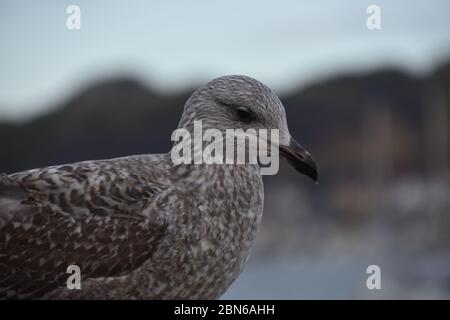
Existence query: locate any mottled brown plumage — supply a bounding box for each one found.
[0,75,317,299]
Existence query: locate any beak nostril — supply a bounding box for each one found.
[297,153,305,160]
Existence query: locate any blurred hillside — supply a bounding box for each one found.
[1,62,449,244]
[1,63,449,298]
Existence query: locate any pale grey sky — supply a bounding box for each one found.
[1,0,450,119]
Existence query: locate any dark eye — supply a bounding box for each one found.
[235,106,256,123]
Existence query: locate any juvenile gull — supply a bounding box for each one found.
[0,75,317,299]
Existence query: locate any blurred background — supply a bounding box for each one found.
[1,0,449,298]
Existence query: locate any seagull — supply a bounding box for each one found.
[0,75,317,299]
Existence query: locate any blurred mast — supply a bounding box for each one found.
[423,81,449,247]
[363,100,393,213]
[424,84,449,182]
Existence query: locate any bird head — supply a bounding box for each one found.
[177,75,318,182]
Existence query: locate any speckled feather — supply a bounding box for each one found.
[0,75,292,299]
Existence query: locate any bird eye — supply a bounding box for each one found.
[235,106,256,123]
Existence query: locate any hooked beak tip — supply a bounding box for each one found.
[280,139,319,183]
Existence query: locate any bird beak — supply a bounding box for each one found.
[279,138,318,183]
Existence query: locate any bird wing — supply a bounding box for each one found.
[0,156,170,299]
